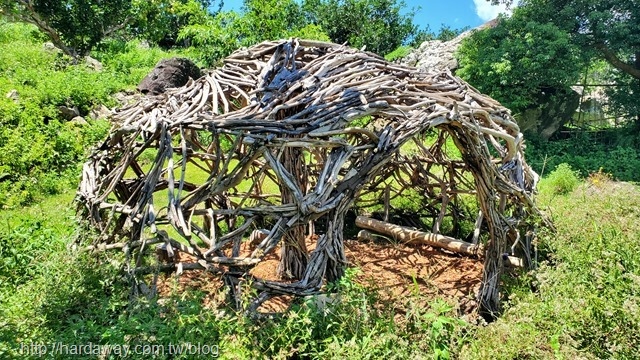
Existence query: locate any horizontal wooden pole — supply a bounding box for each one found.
[356,216,482,255]
[355,216,525,267]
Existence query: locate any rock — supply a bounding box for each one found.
[137,40,151,50]
[403,39,462,72]
[137,57,203,95]
[89,104,112,120]
[113,91,143,107]
[5,89,18,102]
[43,42,60,53]
[58,105,80,120]
[85,56,103,72]
[303,294,341,312]
[70,116,88,126]
[399,19,499,73]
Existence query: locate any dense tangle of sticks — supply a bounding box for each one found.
[77,39,547,317]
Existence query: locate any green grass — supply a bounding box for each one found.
[460,176,640,359]
[0,21,191,208]
[2,169,639,358]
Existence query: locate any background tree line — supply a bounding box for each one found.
[458,0,640,130]
[0,0,438,62]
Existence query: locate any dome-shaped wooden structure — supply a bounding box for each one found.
[77,39,547,317]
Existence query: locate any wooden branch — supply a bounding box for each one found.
[355,216,482,255]
[595,43,640,80]
[356,216,524,267]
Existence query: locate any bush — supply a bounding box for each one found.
[541,163,580,195]
[0,21,185,208]
[385,45,413,62]
[524,131,640,183]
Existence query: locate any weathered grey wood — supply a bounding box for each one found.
[356,216,482,255]
[76,38,549,319]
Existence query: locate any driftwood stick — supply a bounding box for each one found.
[355,216,524,267]
[356,216,482,255]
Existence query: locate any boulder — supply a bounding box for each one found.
[399,18,499,73]
[137,57,203,96]
[113,91,143,108]
[43,42,60,53]
[85,56,103,72]
[5,89,18,102]
[58,105,80,120]
[89,104,112,120]
[70,116,88,126]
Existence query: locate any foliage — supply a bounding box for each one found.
[456,12,583,113]
[539,163,580,195]
[524,131,640,182]
[0,0,132,57]
[605,68,640,126]
[179,0,331,67]
[384,45,412,62]
[302,0,418,55]
[485,0,640,124]
[0,197,469,359]
[462,178,640,359]
[5,171,640,359]
[128,0,222,48]
[0,21,182,207]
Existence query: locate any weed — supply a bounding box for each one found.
[540,163,580,195]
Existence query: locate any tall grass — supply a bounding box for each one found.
[461,175,640,359]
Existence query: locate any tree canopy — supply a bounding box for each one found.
[302,0,418,55]
[0,0,421,62]
[0,0,132,57]
[456,0,640,126]
[490,0,640,81]
[456,11,583,113]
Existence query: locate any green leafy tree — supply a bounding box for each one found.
[488,0,640,125]
[129,0,222,48]
[301,0,418,55]
[179,0,330,66]
[490,0,640,80]
[0,0,132,58]
[457,12,583,113]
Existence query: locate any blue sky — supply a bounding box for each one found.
[215,0,510,32]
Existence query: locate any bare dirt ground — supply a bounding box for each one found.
[156,235,483,315]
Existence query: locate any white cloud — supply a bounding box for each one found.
[472,0,511,22]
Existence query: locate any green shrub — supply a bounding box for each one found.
[384,45,412,62]
[0,21,184,207]
[524,131,640,182]
[541,163,580,195]
[463,180,640,359]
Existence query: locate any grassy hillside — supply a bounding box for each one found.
[463,170,640,359]
[0,21,187,208]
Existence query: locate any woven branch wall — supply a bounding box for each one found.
[77,39,545,316]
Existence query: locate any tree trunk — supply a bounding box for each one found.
[277,145,308,279]
[17,2,79,59]
[635,52,640,131]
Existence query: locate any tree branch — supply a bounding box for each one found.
[10,0,79,58]
[595,43,640,80]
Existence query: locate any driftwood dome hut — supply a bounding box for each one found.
[77,39,547,318]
